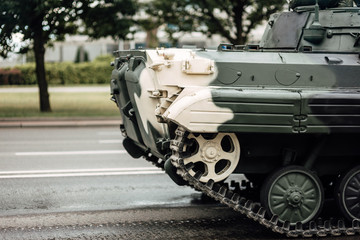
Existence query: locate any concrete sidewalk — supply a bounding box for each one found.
[0,117,121,128]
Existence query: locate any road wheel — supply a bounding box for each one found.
[182,133,240,183]
[335,165,360,222]
[260,165,324,225]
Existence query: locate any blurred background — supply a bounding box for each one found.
[0,0,288,118]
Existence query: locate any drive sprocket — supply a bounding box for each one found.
[182,133,240,183]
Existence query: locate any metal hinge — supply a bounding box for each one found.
[148,90,167,98]
[293,126,307,133]
[293,115,307,121]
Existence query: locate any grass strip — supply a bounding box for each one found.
[0,92,119,118]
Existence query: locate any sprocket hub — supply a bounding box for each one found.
[201,141,221,163]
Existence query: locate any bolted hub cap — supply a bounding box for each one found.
[201,141,221,163]
[287,189,304,208]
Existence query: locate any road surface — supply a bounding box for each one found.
[0,127,199,215]
[0,126,358,239]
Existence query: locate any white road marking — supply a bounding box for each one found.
[99,140,122,144]
[0,140,98,145]
[0,167,164,179]
[15,150,127,156]
[97,132,122,136]
[0,167,159,175]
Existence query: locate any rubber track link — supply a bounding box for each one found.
[169,127,360,238]
[143,152,166,170]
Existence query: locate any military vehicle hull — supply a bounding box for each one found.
[111,2,360,238]
[112,49,360,171]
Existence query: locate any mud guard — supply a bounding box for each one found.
[163,88,302,134]
[123,137,146,159]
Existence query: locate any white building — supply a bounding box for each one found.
[43,31,231,63]
[45,35,118,62]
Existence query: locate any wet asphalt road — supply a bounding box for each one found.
[0,127,198,215]
[0,127,359,239]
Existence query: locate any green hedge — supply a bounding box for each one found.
[0,55,114,85]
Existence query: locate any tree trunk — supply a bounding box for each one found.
[233,1,246,45]
[146,28,159,48]
[33,32,51,112]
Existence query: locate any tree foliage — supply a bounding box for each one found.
[0,1,81,58]
[0,0,136,112]
[0,0,137,58]
[146,0,287,45]
[80,0,137,40]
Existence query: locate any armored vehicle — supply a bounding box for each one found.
[110,0,360,237]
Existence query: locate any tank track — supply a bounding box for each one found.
[168,127,360,238]
[144,153,166,170]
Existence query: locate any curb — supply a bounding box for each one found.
[0,118,122,128]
